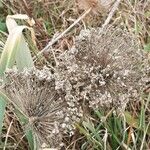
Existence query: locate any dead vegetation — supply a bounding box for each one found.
[2,26,150,149]
[0,0,150,149]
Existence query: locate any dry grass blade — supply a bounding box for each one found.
[101,0,121,30]
[3,120,13,150]
[34,8,91,60]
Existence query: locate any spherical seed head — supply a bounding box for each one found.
[56,26,148,112]
[3,67,82,148]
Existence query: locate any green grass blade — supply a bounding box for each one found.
[0,22,7,32]
[26,130,34,150]
[144,43,150,52]
[14,109,34,150]
[0,0,2,8]
[0,14,35,149]
[125,111,150,136]
[15,34,34,71]
[0,96,6,135]
[0,26,34,76]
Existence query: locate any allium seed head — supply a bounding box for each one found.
[56,26,149,111]
[3,67,82,148]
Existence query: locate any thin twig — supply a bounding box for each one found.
[3,120,13,150]
[101,0,121,31]
[14,134,26,150]
[34,8,91,60]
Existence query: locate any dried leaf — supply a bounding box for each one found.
[0,14,35,75]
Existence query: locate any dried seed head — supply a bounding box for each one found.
[3,67,82,148]
[2,25,149,148]
[56,26,148,112]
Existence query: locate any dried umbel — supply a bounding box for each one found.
[56,26,148,112]
[3,67,83,149]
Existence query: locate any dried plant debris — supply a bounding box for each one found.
[2,26,149,148]
[3,67,83,149]
[56,26,149,111]
[76,0,113,14]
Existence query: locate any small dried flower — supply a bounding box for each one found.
[3,67,82,149]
